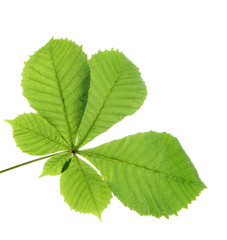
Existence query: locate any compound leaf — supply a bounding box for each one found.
[6,113,69,155]
[40,152,72,177]
[76,50,147,148]
[79,131,206,218]
[3,38,205,220]
[60,155,112,220]
[22,38,90,147]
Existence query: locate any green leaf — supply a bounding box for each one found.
[6,113,69,155]
[60,155,112,220]
[22,38,90,147]
[79,131,206,218]
[76,50,147,148]
[3,38,205,220]
[40,152,71,177]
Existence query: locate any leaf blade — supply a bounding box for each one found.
[76,50,147,148]
[60,155,112,219]
[40,152,71,177]
[6,113,69,155]
[22,38,90,147]
[79,131,206,218]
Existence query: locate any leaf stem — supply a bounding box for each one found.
[0,152,65,174]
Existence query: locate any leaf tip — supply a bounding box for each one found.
[38,172,45,178]
[4,119,12,125]
[96,213,102,222]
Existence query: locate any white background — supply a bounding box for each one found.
[0,0,226,239]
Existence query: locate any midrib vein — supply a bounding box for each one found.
[79,152,204,186]
[49,44,73,147]
[75,157,99,214]
[15,122,70,149]
[77,61,128,148]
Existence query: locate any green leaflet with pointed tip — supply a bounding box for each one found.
[40,152,71,177]
[60,155,112,220]
[6,113,69,155]
[76,50,147,148]
[79,131,206,218]
[22,38,90,147]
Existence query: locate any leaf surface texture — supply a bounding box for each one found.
[6,113,69,155]
[22,38,90,147]
[40,152,71,177]
[60,155,112,219]
[76,50,147,148]
[79,131,206,218]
